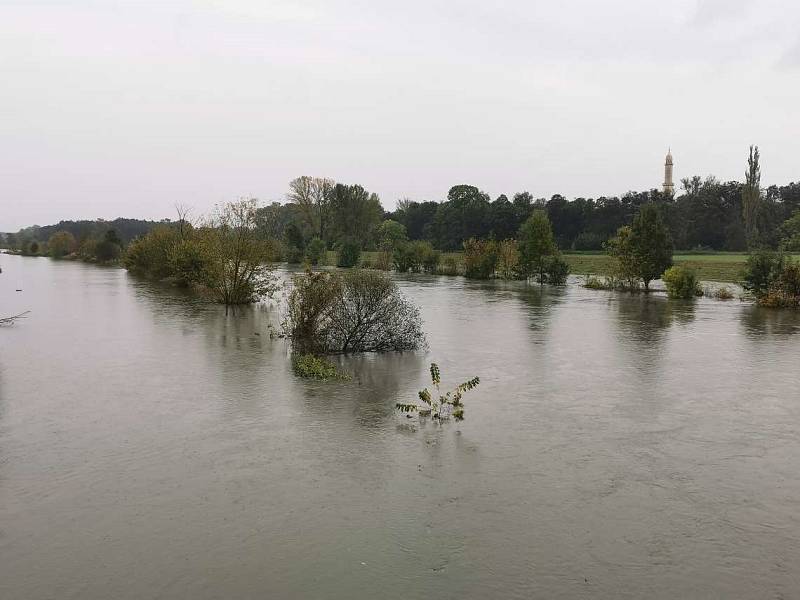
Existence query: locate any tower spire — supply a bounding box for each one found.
[663,148,674,196]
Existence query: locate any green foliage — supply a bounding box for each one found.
[201,199,279,305]
[374,250,392,270]
[438,255,461,276]
[304,237,327,265]
[336,239,362,268]
[763,262,800,307]
[124,225,183,279]
[742,250,785,298]
[94,230,123,262]
[396,363,480,422]
[393,240,439,273]
[604,205,673,290]
[291,353,351,381]
[420,244,441,273]
[629,204,673,290]
[284,245,305,264]
[377,220,408,251]
[572,231,603,251]
[22,240,40,256]
[779,210,800,251]
[748,256,800,307]
[170,239,208,285]
[285,269,425,354]
[328,183,383,248]
[544,254,570,285]
[518,210,557,281]
[496,239,521,279]
[48,230,76,258]
[462,238,498,279]
[742,145,763,249]
[710,286,734,300]
[662,266,702,299]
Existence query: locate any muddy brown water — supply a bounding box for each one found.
[1,254,799,599]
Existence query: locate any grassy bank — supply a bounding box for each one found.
[317,249,800,284]
[565,252,800,283]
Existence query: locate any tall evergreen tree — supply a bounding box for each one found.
[742,145,762,248]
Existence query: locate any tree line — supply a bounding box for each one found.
[5,146,799,263]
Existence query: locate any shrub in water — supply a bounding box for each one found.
[438,255,461,276]
[662,266,702,299]
[742,250,784,298]
[304,237,327,265]
[544,254,570,285]
[396,363,480,422]
[285,269,425,354]
[336,239,361,268]
[497,239,521,280]
[291,353,350,380]
[463,238,498,279]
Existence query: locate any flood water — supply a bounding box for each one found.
[1,253,800,599]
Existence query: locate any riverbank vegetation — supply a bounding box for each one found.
[125,199,279,305]
[5,145,800,307]
[742,251,800,308]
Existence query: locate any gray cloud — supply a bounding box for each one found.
[1,0,799,230]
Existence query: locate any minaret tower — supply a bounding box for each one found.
[663,148,674,196]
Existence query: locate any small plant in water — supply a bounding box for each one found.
[292,353,351,381]
[396,363,480,421]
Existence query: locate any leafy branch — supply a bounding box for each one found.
[396,363,480,421]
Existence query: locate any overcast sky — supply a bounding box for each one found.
[2,0,799,230]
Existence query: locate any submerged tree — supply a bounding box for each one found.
[47,230,77,258]
[201,199,279,305]
[396,363,480,421]
[518,210,556,282]
[605,225,639,288]
[285,269,425,354]
[630,203,673,290]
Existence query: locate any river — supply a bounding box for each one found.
[1,253,799,599]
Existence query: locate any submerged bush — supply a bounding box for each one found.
[396,363,480,422]
[706,286,734,300]
[48,230,77,258]
[336,239,361,268]
[393,240,439,273]
[742,250,785,298]
[463,238,498,279]
[285,269,425,354]
[662,266,702,299]
[291,353,350,381]
[584,275,610,290]
[124,225,183,279]
[438,255,461,276]
[496,239,521,280]
[759,262,800,308]
[201,200,279,305]
[284,244,305,264]
[543,254,570,285]
[306,237,328,265]
[374,250,392,271]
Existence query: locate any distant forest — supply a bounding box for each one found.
[2,218,165,250]
[4,176,800,254]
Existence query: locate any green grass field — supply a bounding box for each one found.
[565,252,800,283]
[324,250,799,284]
